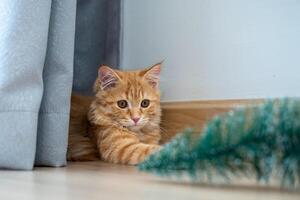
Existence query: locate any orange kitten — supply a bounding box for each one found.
[67,63,162,165]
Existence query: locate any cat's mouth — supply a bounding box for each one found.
[119,119,148,130]
[127,125,143,132]
[122,123,145,131]
[124,124,143,128]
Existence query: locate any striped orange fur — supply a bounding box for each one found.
[67,63,162,165]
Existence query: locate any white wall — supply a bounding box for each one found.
[120,0,300,102]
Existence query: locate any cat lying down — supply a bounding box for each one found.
[67,62,162,165]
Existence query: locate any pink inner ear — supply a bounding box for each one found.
[145,65,161,88]
[148,80,158,87]
[98,67,118,90]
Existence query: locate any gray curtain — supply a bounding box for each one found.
[0,0,120,170]
[0,0,76,169]
[73,0,121,95]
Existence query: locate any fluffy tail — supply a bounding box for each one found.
[67,95,99,161]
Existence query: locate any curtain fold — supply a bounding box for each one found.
[73,0,121,95]
[35,0,76,167]
[0,0,51,170]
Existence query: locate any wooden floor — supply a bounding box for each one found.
[0,161,298,200]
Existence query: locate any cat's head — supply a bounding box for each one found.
[93,62,162,131]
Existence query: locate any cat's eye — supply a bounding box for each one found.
[117,100,128,108]
[141,99,150,108]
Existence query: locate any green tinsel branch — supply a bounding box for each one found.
[138,98,300,188]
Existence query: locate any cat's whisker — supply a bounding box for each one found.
[159,127,168,135]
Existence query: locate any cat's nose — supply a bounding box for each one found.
[132,117,140,124]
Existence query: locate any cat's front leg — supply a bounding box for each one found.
[96,127,161,165]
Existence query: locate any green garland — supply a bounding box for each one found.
[139,98,300,188]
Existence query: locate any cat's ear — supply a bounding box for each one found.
[96,65,121,91]
[141,62,162,88]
